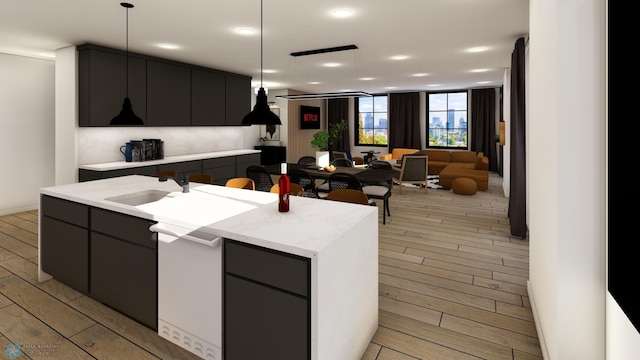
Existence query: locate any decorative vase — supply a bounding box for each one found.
[316,151,330,168]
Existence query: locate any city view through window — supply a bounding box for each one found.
[428,92,468,149]
[357,95,388,145]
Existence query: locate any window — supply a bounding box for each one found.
[427,91,468,149]
[356,95,388,146]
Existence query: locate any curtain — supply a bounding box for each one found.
[470,88,498,172]
[508,37,527,238]
[327,98,349,152]
[388,92,421,150]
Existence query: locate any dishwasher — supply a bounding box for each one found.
[150,223,222,360]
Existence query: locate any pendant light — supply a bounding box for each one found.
[111,2,144,126]
[241,0,282,126]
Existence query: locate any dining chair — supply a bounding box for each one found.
[288,168,316,194]
[326,172,376,206]
[326,189,370,205]
[270,183,305,196]
[362,160,392,224]
[188,173,214,184]
[246,165,275,192]
[297,156,316,165]
[394,155,428,194]
[332,151,349,160]
[331,158,353,168]
[225,177,255,190]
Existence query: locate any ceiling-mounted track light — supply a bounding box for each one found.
[276,91,372,100]
[242,0,281,126]
[111,2,143,126]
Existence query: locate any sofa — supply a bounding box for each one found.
[428,150,489,191]
[394,149,488,191]
[379,148,420,162]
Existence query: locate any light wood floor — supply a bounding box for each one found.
[0,172,541,360]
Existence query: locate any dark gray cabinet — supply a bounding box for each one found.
[78,43,251,127]
[79,154,260,184]
[78,45,146,127]
[224,239,310,360]
[192,68,226,126]
[40,195,90,293]
[225,74,251,126]
[147,60,192,126]
[236,153,261,178]
[202,157,236,185]
[90,208,158,330]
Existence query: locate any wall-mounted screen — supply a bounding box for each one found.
[300,105,320,129]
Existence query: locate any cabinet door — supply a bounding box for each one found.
[101,165,159,179]
[91,232,157,330]
[78,46,146,127]
[225,74,251,125]
[236,153,261,177]
[159,160,202,180]
[202,157,235,185]
[192,68,226,126]
[147,60,191,126]
[224,240,310,360]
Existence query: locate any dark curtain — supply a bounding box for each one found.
[327,98,349,152]
[508,37,527,238]
[470,88,498,172]
[388,92,421,150]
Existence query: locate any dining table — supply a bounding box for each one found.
[264,163,398,186]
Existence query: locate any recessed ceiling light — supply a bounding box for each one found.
[412,73,428,77]
[309,81,321,85]
[157,43,178,50]
[385,86,397,90]
[360,77,374,81]
[323,62,341,67]
[39,52,56,58]
[332,8,353,18]
[236,28,256,35]
[262,69,276,73]
[391,55,409,60]
[471,68,489,73]
[467,46,489,53]
[476,81,491,84]
[428,84,441,87]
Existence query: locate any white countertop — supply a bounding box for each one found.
[79,149,261,171]
[40,175,376,257]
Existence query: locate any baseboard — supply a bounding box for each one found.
[528,280,550,360]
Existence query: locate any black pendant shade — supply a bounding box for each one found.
[241,0,281,126]
[111,97,144,125]
[242,87,281,125]
[110,2,143,126]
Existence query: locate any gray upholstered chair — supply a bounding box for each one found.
[393,155,428,194]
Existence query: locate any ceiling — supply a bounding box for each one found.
[0,0,529,95]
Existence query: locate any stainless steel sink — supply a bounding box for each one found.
[105,189,172,206]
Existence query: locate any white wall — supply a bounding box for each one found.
[526,0,624,359]
[0,52,55,215]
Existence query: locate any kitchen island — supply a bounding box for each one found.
[38,175,378,360]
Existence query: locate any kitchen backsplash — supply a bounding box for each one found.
[78,127,244,165]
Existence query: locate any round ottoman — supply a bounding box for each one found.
[452,177,477,195]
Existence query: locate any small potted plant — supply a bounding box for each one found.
[310,119,348,167]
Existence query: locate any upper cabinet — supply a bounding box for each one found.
[78,45,146,127]
[78,44,251,127]
[191,68,226,126]
[146,60,191,126]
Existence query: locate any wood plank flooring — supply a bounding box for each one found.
[0,172,541,359]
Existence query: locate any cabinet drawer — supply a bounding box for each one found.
[160,160,201,174]
[41,195,89,227]
[236,153,260,165]
[224,240,309,297]
[203,156,235,168]
[91,208,157,249]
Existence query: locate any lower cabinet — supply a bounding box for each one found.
[224,239,310,360]
[90,208,158,330]
[40,195,90,294]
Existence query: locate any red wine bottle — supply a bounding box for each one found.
[278,163,290,212]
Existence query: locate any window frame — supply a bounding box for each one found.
[426,90,469,150]
[354,94,388,147]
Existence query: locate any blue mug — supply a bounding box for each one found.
[120,142,133,162]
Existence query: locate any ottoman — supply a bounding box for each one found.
[451,177,477,195]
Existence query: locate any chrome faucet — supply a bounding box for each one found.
[159,175,189,193]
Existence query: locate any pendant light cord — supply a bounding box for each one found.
[260,0,263,89]
[125,5,129,97]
